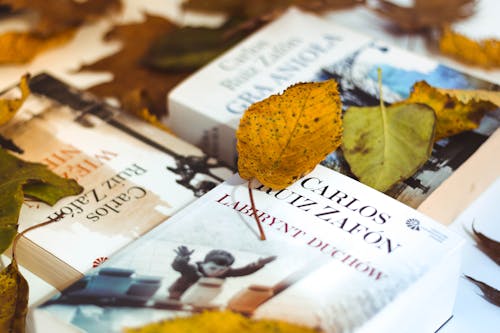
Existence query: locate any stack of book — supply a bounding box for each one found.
[34,167,464,333]
[1,7,496,333]
[0,73,233,290]
[167,8,500,225]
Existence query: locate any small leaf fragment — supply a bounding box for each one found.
[439,26,500,68]
[0,74,30,126]
[237,80,343,189]
[471,223,500,265]
[0,147,83,253]
[342,102,435,192]
[0,30,75,65]
[0,260,29,333]
[407,81,498,141]
[437,88,500,107]
[465,275,500,307]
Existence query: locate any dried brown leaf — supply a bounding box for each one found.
[465,275,500,307]
[0,0,122,36]
[471,223,500,265]
[79,14,189,118]
[182,0,364,18]
[371,0,476,32]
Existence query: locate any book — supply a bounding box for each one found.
[0,73,232,290]
[167,8,500,225]
[33,164,464,333]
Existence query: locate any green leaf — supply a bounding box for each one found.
[342,102,436,192]
[0,147,83,253]
[142,19,249,72]
[0,260,29,333]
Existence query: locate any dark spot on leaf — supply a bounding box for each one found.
[444,100,455,109]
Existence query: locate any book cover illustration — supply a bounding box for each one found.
[37,167,464,333]
[0,73,232,280]
[316,42,500,209]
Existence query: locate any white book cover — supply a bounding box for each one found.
[34,165,464,333]
[0,73,232,289]
[167,8,500,224]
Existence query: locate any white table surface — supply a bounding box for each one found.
[0,0,498,332]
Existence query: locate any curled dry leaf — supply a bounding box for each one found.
[437,87,500,107]
[439,26,500,69]
[123,310,318,333]
[407,81,498,141]
[471,223,500,265]
[0,260,28,333]
[465,275,500,307]
[237,80,342,190]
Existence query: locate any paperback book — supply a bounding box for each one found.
[167,8,500,224]
[0,73,232,289]
[34,165,464,333]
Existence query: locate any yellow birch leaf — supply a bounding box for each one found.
[0,30,75,64]
[0,74,30,126]
[236,80,342,189]
[439,26,500,68]
[124,310,318,333]
[406,81,498,141]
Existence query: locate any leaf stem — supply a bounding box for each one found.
[377,68,389,161]
[248,179,266,241]
[11,213,64,266]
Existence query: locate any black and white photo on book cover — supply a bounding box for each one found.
[36,167,464,333]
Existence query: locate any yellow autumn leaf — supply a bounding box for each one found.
[406,81,498,141]
[0,260,29,333]
[0,74,30,126]
[439,26,500,68]
[236,80,342,189]
[437,88,500,107]
[0,30,75,64]
[121,89,174,134]
[123,310,319,333]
